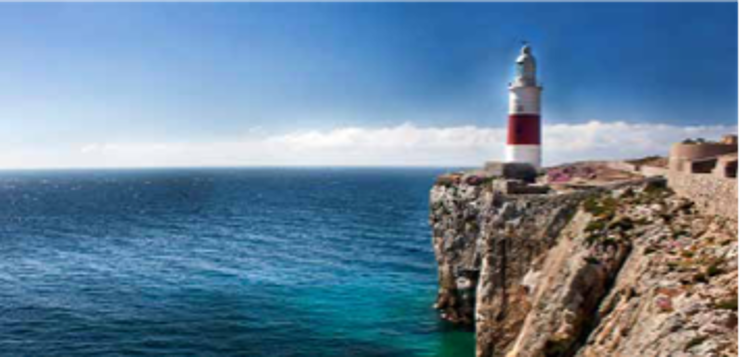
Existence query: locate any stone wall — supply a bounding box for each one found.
[606,161,640,173]
[640,165,669,177]
[607,160,669,178]
[668,171,738,221]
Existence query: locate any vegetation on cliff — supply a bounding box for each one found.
[430,172,737,357]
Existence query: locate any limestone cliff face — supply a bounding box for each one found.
[430,175,738,357]
[430,179,485,325]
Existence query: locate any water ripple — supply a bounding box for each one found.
[0,168,473,356]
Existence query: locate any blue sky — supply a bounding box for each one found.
[0,2,736,168]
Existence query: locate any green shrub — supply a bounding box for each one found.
[543,338,572,357]
[720,238,735,246]
[706,263,723,277]
[586,220,606,232]
[435,176,455,187]
[644,181,670,196]
[601,237,618,248]
[693,272,708,284]
[465,220,479,233]
[608,217,634,232]
[585,234,602,246]
[685,336,707,351]
[583,195,617,219]
[715,297,738,311]
[673,229,691,239]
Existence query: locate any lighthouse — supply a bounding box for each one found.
[506,43,542,168]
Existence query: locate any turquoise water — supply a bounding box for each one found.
[0,168,474,356]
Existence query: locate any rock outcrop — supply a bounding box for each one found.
[430,172,738,357]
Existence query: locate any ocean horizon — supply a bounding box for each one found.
[0,168,475,356]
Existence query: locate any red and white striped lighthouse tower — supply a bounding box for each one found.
[506,43,542,168]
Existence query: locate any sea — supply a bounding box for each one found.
[0,168,474,357]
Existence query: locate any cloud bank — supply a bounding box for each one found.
[0,120,736,169]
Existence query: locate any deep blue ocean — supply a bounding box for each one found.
[0,168,474,357]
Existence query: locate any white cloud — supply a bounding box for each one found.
[0,120,735,169]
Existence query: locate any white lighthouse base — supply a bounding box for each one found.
[506,145,541,169]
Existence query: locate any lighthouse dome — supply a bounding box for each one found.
[514,43,537,87]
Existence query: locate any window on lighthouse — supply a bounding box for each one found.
[516,62,525,78]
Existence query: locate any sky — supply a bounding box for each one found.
[0,2,736,168]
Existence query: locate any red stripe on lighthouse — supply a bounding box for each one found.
[507,115,541,145]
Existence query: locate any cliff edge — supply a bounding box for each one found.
[430,169,738,357]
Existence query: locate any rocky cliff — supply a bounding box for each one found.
[430,172,738,357]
